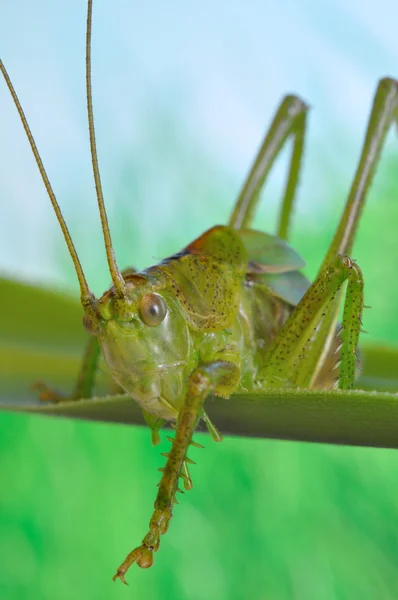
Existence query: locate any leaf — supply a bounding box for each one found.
[1,277,398,449]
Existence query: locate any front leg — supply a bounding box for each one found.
[113,360,240,584]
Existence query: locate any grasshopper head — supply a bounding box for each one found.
[85,273,192,420]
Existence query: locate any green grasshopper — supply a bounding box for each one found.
[1,0,398,585]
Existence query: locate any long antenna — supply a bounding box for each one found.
[86,0,127,297]
[0,59,94,308]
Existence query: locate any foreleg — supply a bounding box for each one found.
[113,360,240,584]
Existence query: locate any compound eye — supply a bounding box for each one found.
[139,293,167,327]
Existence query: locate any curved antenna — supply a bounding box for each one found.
[86,0,127,297]
[0,59,94,308]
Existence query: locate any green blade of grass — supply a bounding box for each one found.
[2,388,398,449]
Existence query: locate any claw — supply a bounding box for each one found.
[113,544,154,584]
[31,381,64,403]
[113,569,128,585]
[113,509,169,583]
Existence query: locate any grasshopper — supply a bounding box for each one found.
[1,0,398,585]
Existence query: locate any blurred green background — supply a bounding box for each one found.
[1,1,398,598]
